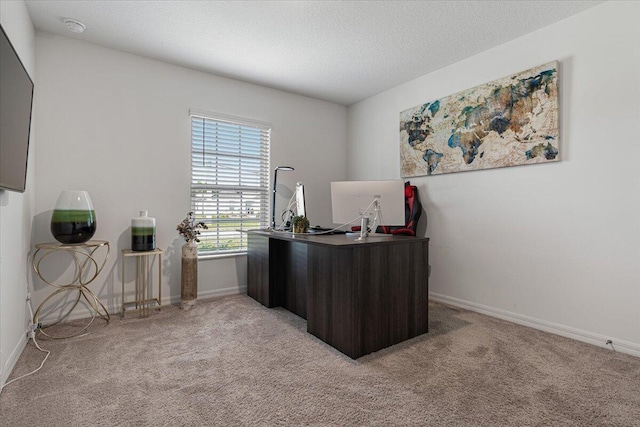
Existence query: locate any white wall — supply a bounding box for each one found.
[32,34,347,320]
[347,1,640,356]
[0,0,36,386]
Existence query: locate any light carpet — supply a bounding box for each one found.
[1,295,639,426]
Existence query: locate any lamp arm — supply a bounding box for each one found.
[369,199,381,233]
[271,169,279,230]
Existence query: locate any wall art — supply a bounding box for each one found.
[399,61,559,177]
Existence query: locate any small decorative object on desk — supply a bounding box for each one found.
[292,215,309,234]
[177,212,208,310]
[131,210,156,251]
[51,190,96,244]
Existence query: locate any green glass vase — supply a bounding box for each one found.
[50,190,96,244]
[131,210,156,251]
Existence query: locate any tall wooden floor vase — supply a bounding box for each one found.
[181,241,198,310]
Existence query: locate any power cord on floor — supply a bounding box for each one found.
[0,330,50,395]
[0,288,51,396]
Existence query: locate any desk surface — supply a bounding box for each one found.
[247,230,428,247]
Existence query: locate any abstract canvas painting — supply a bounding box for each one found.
[399,61,559,177]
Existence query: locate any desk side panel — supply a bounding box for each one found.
[283,241,308,319]
[307,245,360,358]
[388,242,416,345]
[359,245,390,356]
[412,240,430,336]
[359,241,428,355]
[247,233,271,306]
[387,240,430,345]
[307,239,429,359]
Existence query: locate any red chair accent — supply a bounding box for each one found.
[352,181,423,236]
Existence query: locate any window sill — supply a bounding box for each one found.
[198,251,247,261]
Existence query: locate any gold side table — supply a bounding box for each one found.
[32,240,111,339]
[121,249,162,318]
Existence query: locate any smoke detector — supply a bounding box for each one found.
[63,18,86,34]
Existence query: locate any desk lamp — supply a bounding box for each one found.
[271,166,295,230]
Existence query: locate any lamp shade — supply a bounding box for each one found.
[50,190,96,244]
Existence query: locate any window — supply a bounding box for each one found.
[190,110,270,255]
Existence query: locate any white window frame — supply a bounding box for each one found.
[190,109,271,257]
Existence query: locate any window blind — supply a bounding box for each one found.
[190,111,270,255]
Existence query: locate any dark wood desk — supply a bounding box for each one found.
[247,230,429,359]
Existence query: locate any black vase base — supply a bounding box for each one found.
[51,221,97,245]
[132,235,155,252]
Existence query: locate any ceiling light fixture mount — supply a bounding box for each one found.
[63,18,86,34]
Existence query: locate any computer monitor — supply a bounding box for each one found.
[331,180,405,231]
[295,182,306,217]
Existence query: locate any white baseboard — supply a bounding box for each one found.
[1,333,28,388]
[164,285,247,305]
[35,285,248,324]
[429,292,640,358]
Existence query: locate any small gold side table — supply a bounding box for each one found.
[32,240,111,339]
[121,249,162,318]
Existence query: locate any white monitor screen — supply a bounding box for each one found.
[295,183,305,217]
[331,180,405,226]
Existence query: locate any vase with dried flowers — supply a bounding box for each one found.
[176,212,208,310]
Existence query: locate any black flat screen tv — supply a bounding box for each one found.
[0,23,34,193]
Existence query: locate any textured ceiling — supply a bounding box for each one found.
[25,0,603,105]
